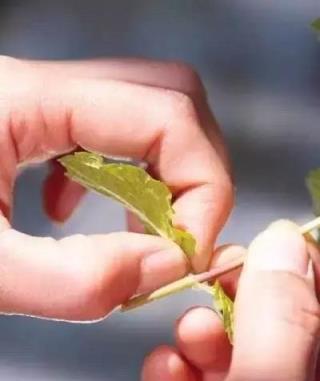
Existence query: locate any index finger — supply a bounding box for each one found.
[2,57,233,271]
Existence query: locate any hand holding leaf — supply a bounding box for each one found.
[59,150,320,344]
[59,152,195,257]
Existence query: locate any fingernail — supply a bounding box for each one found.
[137,246,188,294]
[247,219,308,276]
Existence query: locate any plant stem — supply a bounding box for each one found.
[121,276,197,311]
[300,216,320,234]
[121,256,243,311]
[194,282,214,295]
[121,216,320,312]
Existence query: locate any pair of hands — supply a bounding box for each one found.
[0,56,319,380]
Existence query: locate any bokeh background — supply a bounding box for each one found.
[0,1,319,380]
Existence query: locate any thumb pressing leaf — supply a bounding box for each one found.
[58,151,195,257]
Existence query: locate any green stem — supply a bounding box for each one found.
[121,276,197,311]
[121,217,320,312]
[194,282,213,294]
[121,255,243,311]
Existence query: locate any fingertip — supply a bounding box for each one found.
[126,210,145,233]
[136,240,188,294]
[212,244,246,266]
[173,181,233,273]
[142,345,198,381]
[209,244,245,298]
[43,162,86,222]
[175,307,231,372]
[247,219,308,276]
[267,219,300,232]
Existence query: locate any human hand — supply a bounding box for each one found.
[0,56,233,321]
[142,221,320,381]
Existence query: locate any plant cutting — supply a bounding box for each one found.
[59,150,320,343]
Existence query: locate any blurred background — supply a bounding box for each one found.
[0,0,319,380]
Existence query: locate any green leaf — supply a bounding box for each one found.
[306,169,320,242]
[58,151,195,257]
[311,18,320,33]
[211,281,234,344]
[306,169,320,216]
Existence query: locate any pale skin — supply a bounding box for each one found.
[143,222,320,381]
[0,55,233,320]
[0,56,319,380]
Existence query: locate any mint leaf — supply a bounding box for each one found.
[306,169,320,216]
[311,18,320,33]
[306,169,320,241]
[211,281,234,343]
[58,151,195,257]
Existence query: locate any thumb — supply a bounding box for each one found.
[0,221,187,321]
[229,220,320,381]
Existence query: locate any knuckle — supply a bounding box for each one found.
[0,56,28,86]
[71,258,110,319]
[81,282,109,319]
[257,275,320,340]
[61,234,138,320]
[223,179,235,211]
[146,345,175,360]
[59,236,111,319]
[0,55,20,72]
[161,89,197,125]
[283,300,320,340]
[167,60,205,97]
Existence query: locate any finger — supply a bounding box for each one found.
[35,58,232,244]
[172,246,244,375]
[230,220,320,381]
[142,345,199,381]
[203,370,229,381]
[175,307,231,376]
[23,58,206,102]
[38,58,211,222]
[28,58,231,172]
[306,238,320,300]
[28,57,233,250]
[0,228,187,320]
[209,244,245,298]
[43,160,86,222]
[126,211,145,233]
[0,56,233,271]
[315,353,320,381]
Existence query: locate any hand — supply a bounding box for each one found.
[0,56,233,321]
[142,221,320,381]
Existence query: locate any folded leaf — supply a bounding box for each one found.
[58,151,195,257]
[211,281,234,344]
